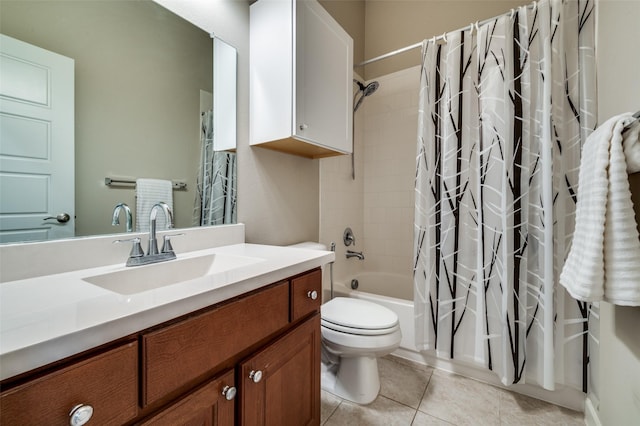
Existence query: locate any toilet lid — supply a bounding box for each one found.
[321,297,398,330]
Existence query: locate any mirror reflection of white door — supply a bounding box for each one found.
[0,34,74,243]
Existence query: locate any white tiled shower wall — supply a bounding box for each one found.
[320,66,421,298]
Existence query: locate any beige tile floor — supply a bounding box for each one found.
[321,357,585,425]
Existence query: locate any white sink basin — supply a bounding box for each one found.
[83,253,262,295]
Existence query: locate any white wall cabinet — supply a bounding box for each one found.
[250,0,353,159]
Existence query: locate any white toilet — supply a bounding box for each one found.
[320,297,402,404]
[285,241,402,404]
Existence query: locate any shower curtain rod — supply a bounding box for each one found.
[355,1,538,68]
[356,42,423,67]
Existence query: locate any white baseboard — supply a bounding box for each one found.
[390,347,587,413]
[584,396,602,426]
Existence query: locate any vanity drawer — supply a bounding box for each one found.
[0,341,138,426]
[142,281,289,406]
[290,268,322,322]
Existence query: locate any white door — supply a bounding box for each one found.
[0,34,74,243]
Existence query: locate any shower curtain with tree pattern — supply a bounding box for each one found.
[414,0,596,392]
[193,110,237,226]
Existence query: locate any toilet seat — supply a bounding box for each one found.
[321,297,399,336]
[321,319,399,336]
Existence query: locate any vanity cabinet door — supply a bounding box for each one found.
[239,314,320,426]
[0,341,138,426]
[290,268,322,322]
[139,369,235,426]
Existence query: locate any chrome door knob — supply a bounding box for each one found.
[221,385,237,401]
[69,404,93,426]
[299,123,308,131]
[44,213,71,223]
[249,370,263,383]
[307,290,318,300]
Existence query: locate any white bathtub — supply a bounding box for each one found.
[328,273,585,412]
[330,272,416,353]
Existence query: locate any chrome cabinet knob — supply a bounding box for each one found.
[307,290,318,300]
[249,370,263,383]
[44,213,71,223]
[69,404,93,426]
[222,385,237,401]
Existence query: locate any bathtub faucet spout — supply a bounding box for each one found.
[346,250,365,260]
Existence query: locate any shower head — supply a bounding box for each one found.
[362,81,379,96]
[353,81,379,112]
[351,79,380,180]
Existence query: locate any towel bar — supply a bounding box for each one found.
[623,111,640,176]
[622,110,640,133]
[105,177,187,190]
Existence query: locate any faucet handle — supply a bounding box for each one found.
[114,237,144,258]
[161,233,185,254]
[343,227,355,246]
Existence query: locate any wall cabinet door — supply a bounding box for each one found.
[250,0,353,159]
[139,370,235,426]
[240,314,320,426]
[294,0,353,154]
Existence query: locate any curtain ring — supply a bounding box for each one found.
[469,23,474,35]
[510,8,515,19]
[441,32,448,43]
[532,1,537,12]
[475,21,480,33]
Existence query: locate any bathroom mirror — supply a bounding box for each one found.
[0,0,237,244]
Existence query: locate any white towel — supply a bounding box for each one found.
[135,178,173,232]
[560,113,640,306]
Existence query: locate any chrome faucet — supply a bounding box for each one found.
[115,202,179,267]
[346,250,365,260]
[148,202,174,256]
[111,203,133,232]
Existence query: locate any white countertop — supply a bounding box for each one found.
[0,243,334,381]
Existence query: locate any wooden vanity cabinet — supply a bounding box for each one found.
[0,268,322,426]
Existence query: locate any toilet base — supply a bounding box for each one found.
[321,355,380,405]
